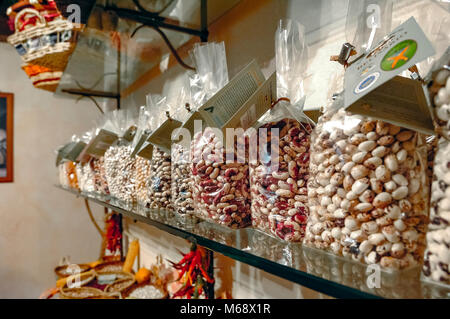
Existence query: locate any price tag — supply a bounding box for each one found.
[223,72,277,132]
[181,60,266,136]
[55,141,87,166]
[147,118,182,154]
[131,130,150,158]
[136,141,154,160]
[83,129,118,158]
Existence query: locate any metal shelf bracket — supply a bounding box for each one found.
[103,0,209,71]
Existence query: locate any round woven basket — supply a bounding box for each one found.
[59,287,105,299]
[104,274,136,294]
[94,261,126,274]
[54,263,91,278]
[122,282,168,299]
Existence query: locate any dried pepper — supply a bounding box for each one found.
[105,212,122,253]
[169,243,214,299]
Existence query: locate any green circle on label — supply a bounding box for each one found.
[380,39,417,71]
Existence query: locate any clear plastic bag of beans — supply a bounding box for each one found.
[250,112,313,241]
[173,43,229,220]
[104,143,136,204]
[92,156,110,197]
[103,109,138,204]
[189,42,252,228]
[60,161,79,190]
[249,19,313,241]
[305,95,430,271]
[142,95,173,211]
[172,142,195,217]
[58,162,70,188]
[131,105,155,207]
[148,147,172,210]
[422,53,450,285]
[76,161,95,194]
[424,137,450,284]
[191,127,251,228]
[170,76,195,218]
[74,131,96,194]
[134,156,152,207]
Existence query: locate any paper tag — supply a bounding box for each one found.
[347,76,434,134]
[55,141,87,166]
[344,17,436,132]
[65,141,87,162]
[147,118,182,154]
[55,143,73,166]
[136,141,154,160]
[181,60,265,136]
[304,109,322,123]
[131,131,150,158]
[223,72,277,132]
[83,129,118,158]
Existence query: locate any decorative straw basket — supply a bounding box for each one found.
[54,263,91,278]
[94,261,126,274]
[59,287,106,299]
[122,282,168,299]
[22,64,62,92]
[7,0,83,71]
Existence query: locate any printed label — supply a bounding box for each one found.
[344,17,436,132]
[84,129,118,158]
[148,118,182,154]
[223,72,277,132]
[181,60,265,137]
[136,141,154,160]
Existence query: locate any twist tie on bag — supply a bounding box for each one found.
[270,97,291,108]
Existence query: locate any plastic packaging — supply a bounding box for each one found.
[191,126,251,228]
[249,20,313,241]
[148,147,172,210]
[305,93,430,270]
[103,109,138,204]
[74,131,96,194]
[59,161,79,190]
[92,156,110,197]
[345,0,393,54]
[170,75,195,218]
[58,161,69,188]
[132,105,154,207]
[187,42,251,228]
[147,95,173,210]
[422,53,450,284]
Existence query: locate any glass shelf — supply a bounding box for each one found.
[54,0,241,101]
[57,185,450,299]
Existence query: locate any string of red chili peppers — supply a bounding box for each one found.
[105,212,122,253]
[169,242,214,299]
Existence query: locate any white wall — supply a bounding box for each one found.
[0,43,104,298]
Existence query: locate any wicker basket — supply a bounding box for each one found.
[59,287,105,299]
[54,263,91,278]
[7,0,83,71]
[61,270,96,288]
[122,282,168,299]
[104,274,136,294]
[94,261,126,274]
